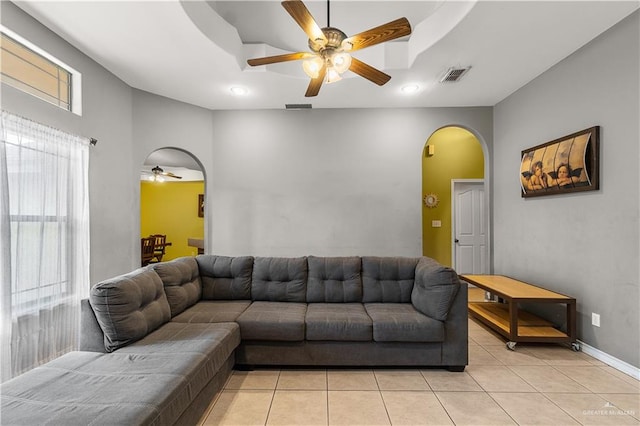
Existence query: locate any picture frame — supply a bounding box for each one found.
[198,194,204,217]
[520,126,599,198]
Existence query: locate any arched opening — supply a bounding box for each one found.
[140,148,205,265]
[422,126,488,273]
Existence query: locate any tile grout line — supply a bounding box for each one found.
[325,369,329,426]
[262,369,280,426]
[458,366,518,425]
[537,390,587,425]
[373,369,393,426]
[199,368,235,425]
[474,336,537,426]
[431,389,457,425]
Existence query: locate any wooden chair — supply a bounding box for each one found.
[141,237,155,267]
[149,234,167,263]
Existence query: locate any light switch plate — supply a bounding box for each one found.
[432,220,442,227]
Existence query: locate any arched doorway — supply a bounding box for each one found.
[422,126,488,273]
[140,148,205,264]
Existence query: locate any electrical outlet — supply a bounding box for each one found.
[592,313,600,327]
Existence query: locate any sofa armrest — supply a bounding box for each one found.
[411,257,460,321]
[79,299,107,353]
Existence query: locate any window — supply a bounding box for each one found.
[6,135,72,314]
[0,26,81,115]
[1,111,90,382]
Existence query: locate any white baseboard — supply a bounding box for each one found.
[578,340,640,380]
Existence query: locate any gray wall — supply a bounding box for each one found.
[1,2,136,283]
[206,108,492,257]
[493,12,639,367]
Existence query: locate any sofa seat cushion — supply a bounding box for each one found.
[171,300,252,323]
[236,301,307,341]
[364,303,444,343]
[90,267,171,352]
[0,322,240,426]
[118,322,240,369]
[305,303,372,341]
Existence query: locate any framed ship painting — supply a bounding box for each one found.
[520,126,599,198]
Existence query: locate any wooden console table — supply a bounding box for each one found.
[461,274,578,351]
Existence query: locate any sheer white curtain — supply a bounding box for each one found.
[0,111,90,382]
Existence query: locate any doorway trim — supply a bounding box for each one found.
[451,178,488,273]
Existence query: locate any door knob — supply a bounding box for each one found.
[454,239,459,243]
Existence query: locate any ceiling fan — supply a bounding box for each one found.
[142,165,183,182]
[247,0,412,97]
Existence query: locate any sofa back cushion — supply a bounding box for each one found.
[196,255,253,300]
[362,257,420,303]
[307,256,362,302]
[90,268,170,352]
[251,257,307,302]
[151,257,202,317]
[411,257,461,321]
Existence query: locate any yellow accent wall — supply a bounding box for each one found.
[140,181,205,261]
[422,127,484,266]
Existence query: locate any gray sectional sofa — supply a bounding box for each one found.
[1,255,468,425]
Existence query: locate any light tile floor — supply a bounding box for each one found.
[199,289,639,425]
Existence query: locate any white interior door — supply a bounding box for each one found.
[452,180,488,274]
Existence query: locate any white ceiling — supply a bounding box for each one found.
[14,0,639,111]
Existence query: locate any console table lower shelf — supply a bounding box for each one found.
[462,274,578,351]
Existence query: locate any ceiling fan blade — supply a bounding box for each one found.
[348,58,391,86]
[162,172,183,179]
[248,52,315,67]
[305,66,326,97]
[282,0,328,46]
[344,17,411,52]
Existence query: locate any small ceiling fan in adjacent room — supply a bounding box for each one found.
[141,165,183,182]
[247,0,412,97]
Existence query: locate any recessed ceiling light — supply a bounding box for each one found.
[401,84,420,94]
[230,86,248,96]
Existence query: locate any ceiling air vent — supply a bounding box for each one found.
[439,66,471,83]
[285,103,312,110]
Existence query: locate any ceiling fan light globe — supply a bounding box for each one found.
[326,67,342,84]
[332,52,352,74]
[302,57,323,78]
